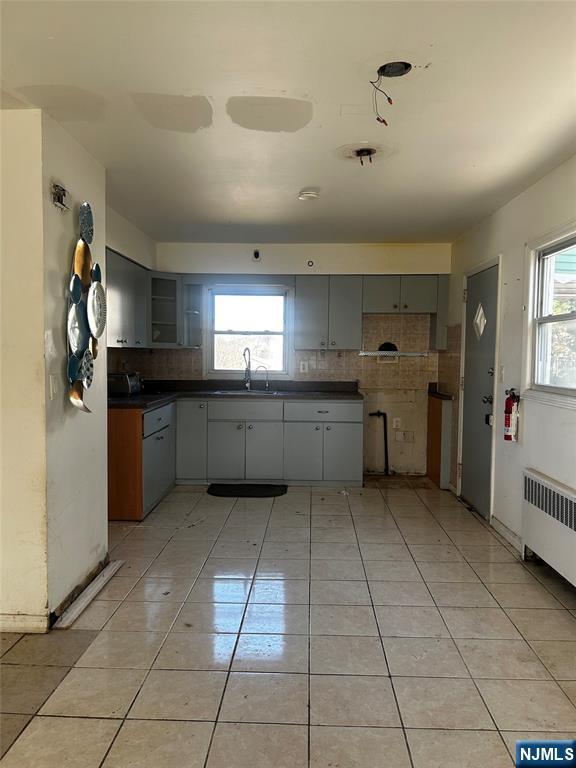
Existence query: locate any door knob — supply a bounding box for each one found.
[488,367,494,377]
[482,394,493,404]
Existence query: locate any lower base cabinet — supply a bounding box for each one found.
[284,422,363,484]
[207,421,246,479]
[284,422,324,481]
[207,420,284,480]
[176,400,208,480]
[108,403,176,520]
[143,422,176,514]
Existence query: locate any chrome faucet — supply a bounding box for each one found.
[243,347,251,391]
[254,364,270,391]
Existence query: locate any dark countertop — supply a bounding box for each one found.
[109,381,363,410]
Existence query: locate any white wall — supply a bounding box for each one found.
[157,242,451,275]
[106,206,155,269]
[42,114,108,610]
[451,154,576,541]
[0,110,49,631]
[0,110,108,631]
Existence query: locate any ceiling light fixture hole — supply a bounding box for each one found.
[378,61,412,78]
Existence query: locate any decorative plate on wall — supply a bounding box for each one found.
[67,201,105,412]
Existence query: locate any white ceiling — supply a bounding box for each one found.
[2,1,576,243]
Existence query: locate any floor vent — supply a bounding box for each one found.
[522,469,576,586]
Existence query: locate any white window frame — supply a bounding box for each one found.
[525,225,576,403]
[203,284,294,379]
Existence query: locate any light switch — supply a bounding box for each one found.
[300,360,309,373]
[392,417,401,429]
[49,374,58,400]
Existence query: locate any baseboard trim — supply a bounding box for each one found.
[490,516,522,553]
[0,613,50,633]
[53,560,124,629]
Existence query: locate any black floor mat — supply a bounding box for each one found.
[207,483,287,498]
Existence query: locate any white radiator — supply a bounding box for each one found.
[522,469,576,587]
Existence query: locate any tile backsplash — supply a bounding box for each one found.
[108,313,438,391]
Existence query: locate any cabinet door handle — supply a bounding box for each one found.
[393,304,398,309]
[193,345,201,350]
[314,426,321,430]
[326,426,332,431]
[116,338,127,344]
[192,310,200,315]
[403,304,408,309]
[237,424,244,430]
[317,410,329,414]
[155,435,164,440]
[330,341,336,346]
[320,341,326,346]
[199,404,206,409]
[248,424,254,430]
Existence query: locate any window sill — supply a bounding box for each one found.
[522,388,576,411]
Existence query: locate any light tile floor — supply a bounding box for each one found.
[2,476,576,767]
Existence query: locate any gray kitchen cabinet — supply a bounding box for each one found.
[106,248,134,347]
[245,421,284,479]
[106,248,149,347]
[283,422,324,481]
[142,420,176,514]
[176,400,208,480]
[131,259,148,347]
[430,274,449,350]
[294,275,329,350]
[149,272,183,348]
[362,276,401,313]
[400,275,438,313]
[183,282,203,349]
[295,275,362,350]
[328,276,363,349]
[207,421,246,479]
[323,422,363,483]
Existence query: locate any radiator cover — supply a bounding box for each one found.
[522,469,576,587]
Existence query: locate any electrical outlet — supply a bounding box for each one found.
[392,417,401,429]
[395,431,404,442]
[395,430,415,443]
[300,360,309,373]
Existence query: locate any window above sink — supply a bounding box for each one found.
[206,285,293,379]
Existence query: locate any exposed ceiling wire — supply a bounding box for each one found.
[369,72,393,126]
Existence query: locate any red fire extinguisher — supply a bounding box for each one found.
[504,388,519,442]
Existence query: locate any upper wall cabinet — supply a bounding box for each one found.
[362,276,401,313]
[182,280,204,349]
[106,248,148,348]
[363,275,438,314]
[294,275,329,350]
[149,272,183,348]
[400,275,438,313]
[328,276,363,349]
[294,275,362,350]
